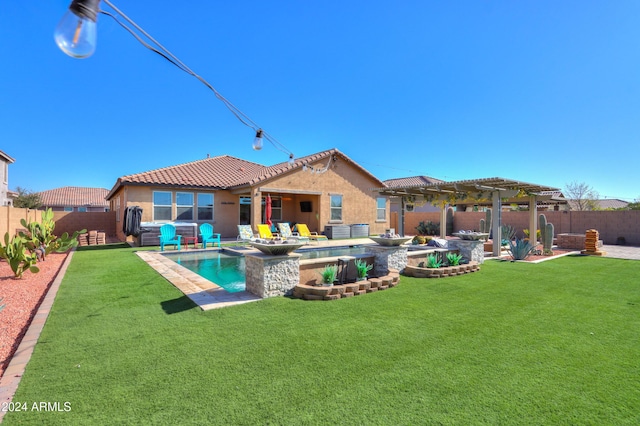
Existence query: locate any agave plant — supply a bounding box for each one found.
[507,238,536,261]
[354,259,373,280]
[426,253,443,268]
[320,264,337,285]
[446,252,464,266]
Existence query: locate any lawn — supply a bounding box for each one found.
[3,245,640,425]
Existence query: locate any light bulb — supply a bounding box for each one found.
[55,0,100,59]
[288,154,295,165]
[252,129,264,151]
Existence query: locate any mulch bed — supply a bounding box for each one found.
[0,252,68,379]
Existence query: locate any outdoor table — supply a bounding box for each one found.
[183,236,198,249]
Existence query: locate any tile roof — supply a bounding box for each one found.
[39,187,109,207]
[107,149,385,199]
[383,175,444,188]
[567,198,629,210]
[114,155,265,189]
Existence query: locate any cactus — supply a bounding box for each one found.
[543,223,554,255]
[446,207,454,235]
[538,214,547,244]
[0,233,40,278]
[479,208,492,235]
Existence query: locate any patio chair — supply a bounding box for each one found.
[199,223,221,248]
[277,222,309,244]
[159,223,181,251]
[257,224,279,240]
[294,223,328,243]
[237,225,258,246]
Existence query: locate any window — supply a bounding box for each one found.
[64,206,73,212]
[197,193,214,220]
[176,192,194,221]
[377,197,386,220]
[271,196,282,221]
[330,194,343,221]
[78,207,87,213]
[153,191,172,221]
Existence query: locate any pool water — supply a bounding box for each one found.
[162,245,367,293]
[164,251,246,293]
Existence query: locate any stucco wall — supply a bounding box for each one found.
[110,156,389,240]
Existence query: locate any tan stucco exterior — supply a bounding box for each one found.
[110,153,389,242]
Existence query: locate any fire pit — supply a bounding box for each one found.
[248,240,305,255]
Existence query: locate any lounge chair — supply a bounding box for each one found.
[237,225,258,245]
[199,223,221,248]
[257,224,279,240]
[159,223,181,251]
[277,223,309,244]
[294,224,328,243]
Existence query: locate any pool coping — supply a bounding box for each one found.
[136,250,262,310]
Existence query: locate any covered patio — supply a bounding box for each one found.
[375,177,561,256]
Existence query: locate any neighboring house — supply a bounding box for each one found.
[384,176,445,214]
[0,150,16,206]
[39,186,110,212]
[106,148,390,241]
[566,198,629,211]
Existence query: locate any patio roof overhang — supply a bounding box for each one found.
[373,177,561,257]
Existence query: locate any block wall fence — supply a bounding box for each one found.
[0,207,116,239]
[404,210,640,245]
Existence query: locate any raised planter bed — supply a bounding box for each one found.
[403,261,480,278]
[292,270,400,301]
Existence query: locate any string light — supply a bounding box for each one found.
[55,0,295,161]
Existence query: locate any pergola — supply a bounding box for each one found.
[374,177,560,256]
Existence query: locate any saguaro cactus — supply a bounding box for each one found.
[539,214,547,244]
[479,208,492,235]
[543,223,554,255]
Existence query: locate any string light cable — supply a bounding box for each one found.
[56,0,295,161]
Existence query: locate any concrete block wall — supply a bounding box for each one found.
[52,211,117,239]
[405,210,640,245]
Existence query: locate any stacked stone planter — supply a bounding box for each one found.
[403,261,480,278]
[292,269,400,301]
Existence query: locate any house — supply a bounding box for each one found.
[0,150,16,206]
[38,187,110,212]
[566,198,629,211]
[106,148,390,242]
[384,176,445,214]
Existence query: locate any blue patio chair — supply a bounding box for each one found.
[159,223,181,251]
[200,223,221,248]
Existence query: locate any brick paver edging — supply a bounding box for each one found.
[0,250,75,422]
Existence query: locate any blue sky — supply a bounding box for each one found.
[2,1,639,200]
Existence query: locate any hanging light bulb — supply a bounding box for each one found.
[288,154,295,165]
[252,129,264,151]
[54,0,101,59]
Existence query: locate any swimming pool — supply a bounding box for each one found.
[162,245,367,293]
[164,251,246,293]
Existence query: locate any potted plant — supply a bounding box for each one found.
[320,264,337,286]
[354,259,373,281]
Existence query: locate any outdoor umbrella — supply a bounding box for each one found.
[265,194,272,226]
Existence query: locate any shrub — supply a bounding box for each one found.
[0,233,40,278]
[426,253,443,268]
[354,259,373,280]
[320,264,337,285]
[507,238,536,261]
[446,252,464,266]
[416,221,440,236]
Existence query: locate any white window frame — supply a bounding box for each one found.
[330,194,343,222]
[197,193,214,221]
[176,192,194,221]
[376,197,387,220]
[153,191,173,222]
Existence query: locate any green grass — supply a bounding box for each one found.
[4,246,640,425]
